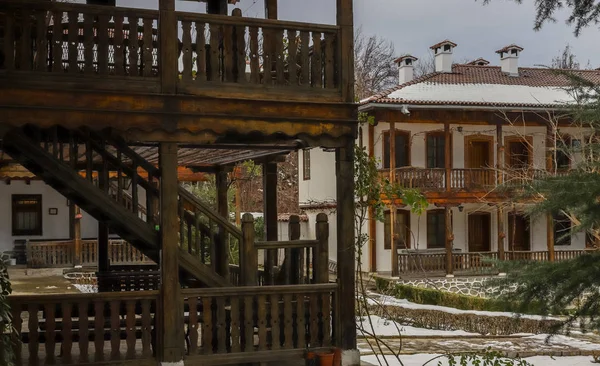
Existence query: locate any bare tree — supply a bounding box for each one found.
[354,27,397,100]
[414,50,435,77]
[551,44,580,69]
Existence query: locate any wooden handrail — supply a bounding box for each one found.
[9,290,159,303]
[1,0,160,18]
[176,11,340,33]
[255,240,319,250]
[181,283,337,297]
[178,186,243,240]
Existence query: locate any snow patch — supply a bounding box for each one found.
[357,315,478,337]
[362,354,598,366]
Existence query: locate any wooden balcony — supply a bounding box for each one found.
[0,1,344,102]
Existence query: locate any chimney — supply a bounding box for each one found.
[467,58,490,66]
[430,40,457,73]
[394,55,418,84]
[496,44,523,76]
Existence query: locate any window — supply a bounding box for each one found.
[427,210,446,249]
[302,149,311,180]
[507,140,531,169]
[383,130,410,169]
[554,136,571,171]
[12,195,42,236]
[426,132,446,168]
[384,210,411,250]
[553,212,571,246]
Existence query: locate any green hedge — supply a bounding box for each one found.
[374,277,550,315]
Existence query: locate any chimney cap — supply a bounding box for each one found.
[394,55,419,65]
[430,40,458,51]
[467,57,490,66]
[495,44,524,54]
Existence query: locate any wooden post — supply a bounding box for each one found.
[73,206,82,266]
[389,123,398,277]
[264,0,278,19]
[445,207,453,276]
[497,206,505,261]
[289,215,301,284]
[263,161,278,285]
[335,143,355,350]
[315,213,329,284]
[368,123,377,272]
[496,121,504,186]
[337,0,354,102]
[241,213,257,286]
[547,213,555,262]
[97,156,110,288]
[158,142,183,362]
[159,0,177,94]
[444,122,451,191]
[215,167,229,280]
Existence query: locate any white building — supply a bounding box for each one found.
[300,41,597,276]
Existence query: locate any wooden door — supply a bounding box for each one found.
[396,210,411,249]
[508,213,530,251]
[467,141,491,168]
[468,213,491,252]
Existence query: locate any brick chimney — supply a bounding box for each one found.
[496,44,523,76]
[430,40,457,73]
[394,55,418,84]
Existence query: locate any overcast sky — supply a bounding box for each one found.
[122,0,600,68]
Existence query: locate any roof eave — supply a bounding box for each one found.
[359,102,564,113]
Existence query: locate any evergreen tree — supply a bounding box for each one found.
[481,0,600,36]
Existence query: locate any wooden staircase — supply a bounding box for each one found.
[2,126,235,287]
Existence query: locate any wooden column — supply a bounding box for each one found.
[445,207,453,276]
[263,161,278,285]
[241,213,257,286]
[264,0,278,19]
[289,215,302,285]
[336,143,356,350]
[368,123,377,272]
[97,156,110,282]
[73,206,82,266]
[215,167,229,280]
[207,0,228,15]
[496,122,504,185]
[547,213,555,262]
[315,213,329,284]
[389,123,398,277]
[497,206,505,261]
[158,142,183,362]
[159,0,177,94]
[337,0,354,102]
[444,122,451,191]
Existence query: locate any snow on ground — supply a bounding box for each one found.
[73,284,97,293]
[362,354,598,366]
[525,334,600,350]
[369,293,559,320]
[358,315,478,337]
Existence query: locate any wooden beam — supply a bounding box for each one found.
[215,167,230,280]
[497,205,505,261]
[158,142,184,362]
[445,207,453,276]
[547,213,555,262]
[389,123,398,277]
[159,0,177,94]
[264,0,278,19]
[336,0,354,102]
[444,122,451,191]
[263,161,278,285]
[368,123,377,272]
[335,143,355,350]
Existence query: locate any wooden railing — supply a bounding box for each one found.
[395,168,445,190]
[27,239,154,268]
[398,251,498,275]
[0,1,344,100]
[451,169,496,190]
[176,12,340,94]
[507,250,587,262]
[0,1,159,77]
[181,284,336,361]
[7,291,159,365]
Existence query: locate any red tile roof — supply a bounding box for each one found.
[361,64,600,108]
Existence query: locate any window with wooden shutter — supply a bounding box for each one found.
[302,149,311,180]
[426,132,445,168]
[382,130,410,169]
[12,195,43,236]
[427,210,446,249]
[384,210,411,250]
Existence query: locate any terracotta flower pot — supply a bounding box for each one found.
[305,351,318,366]
[317,351,335,366]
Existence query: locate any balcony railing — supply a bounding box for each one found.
[380,168,567,192]
[0,0,343,100]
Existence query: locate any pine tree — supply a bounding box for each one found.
[481,0,600,36]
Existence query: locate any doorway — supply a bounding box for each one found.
[508,212,531,251]
[468,212,491,252]
[465,135,494,188]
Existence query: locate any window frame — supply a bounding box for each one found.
[426,209,446,249]
[425,131,447,169]
[12,194,43,236]
[382,129,411,169]
[504,136,534,170]
[302,149,311,181]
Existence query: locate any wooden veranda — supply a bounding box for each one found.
[0,0,358,364]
